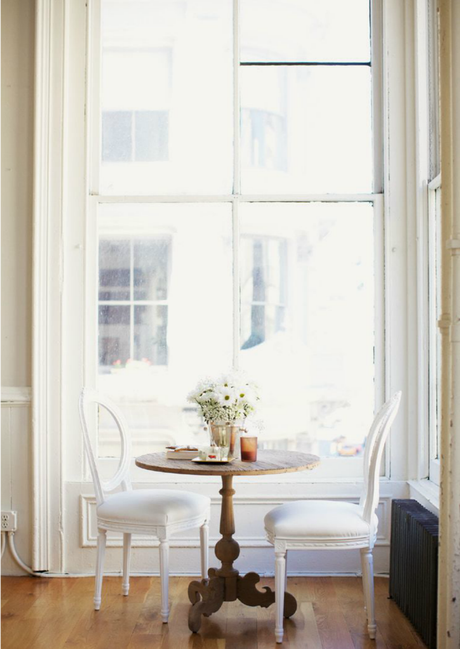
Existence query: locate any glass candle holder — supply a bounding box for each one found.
[240,435,258,462]
[227,422,243,459]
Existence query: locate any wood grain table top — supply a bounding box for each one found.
[135,449,320,477]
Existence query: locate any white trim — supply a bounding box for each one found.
[380,0,412,482]
[88,0,101,196]
[374,194,386,418]
[232,199,240,368]
[32,0,70,574]
[32,0,54,573]
[371,0,384,193]
[414,0,431,482]
[429,457,440,486]
[14,569,393,578]
[232,0,240,196]
[408,478,440,513]
[90,193,380,203]
[1,388,32,404]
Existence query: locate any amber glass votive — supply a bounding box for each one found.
[240,435,258,462]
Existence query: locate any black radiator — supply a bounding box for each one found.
[389,499,439,649]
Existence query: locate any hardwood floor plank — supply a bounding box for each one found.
[288,602,323,649]
[0,576,428,649]
[224,599,258,649]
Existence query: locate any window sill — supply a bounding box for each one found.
[408,479,440,515]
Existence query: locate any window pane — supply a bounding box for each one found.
[99,240,130,300]
[99,305,130,368]
[239,202,375,458]
[241,0,370,63]
[102,112,132,162]
[100,0,233,195]
[134,111,169,162]
[133,240,169,301]
[97,203,233,457]
[134,305,168,366]
[241,66,373,193]
[241,238,287,348]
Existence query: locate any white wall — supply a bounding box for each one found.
[1,0,35,574]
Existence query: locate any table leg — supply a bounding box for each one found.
[188,474,297,633]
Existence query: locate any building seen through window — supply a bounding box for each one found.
[96,0,376,463]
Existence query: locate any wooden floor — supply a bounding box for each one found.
[1,576,427,649]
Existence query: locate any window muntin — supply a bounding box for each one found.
[94,0,380,471]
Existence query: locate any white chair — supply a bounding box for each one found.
[79,388,211,621]
[264,392,402,643]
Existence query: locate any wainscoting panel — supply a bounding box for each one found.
[1,394,33,576]
[65,480,409,577]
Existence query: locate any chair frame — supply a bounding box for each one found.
[79,388,210,620]
[265,392,402,643]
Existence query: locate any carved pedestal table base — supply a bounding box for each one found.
[187,475,297,632]
[134,449,320,634]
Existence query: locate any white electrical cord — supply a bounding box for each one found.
[2,532,111,578]
[2,532,37,575]
[0,531,64,577]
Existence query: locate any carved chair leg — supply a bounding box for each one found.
[159,538,170,623]
[200,521,209,580]
[285,550,288,593]
[122,533,131,596]
[360,548,376,639]
[94,529,107,611]
[275,550,286,643]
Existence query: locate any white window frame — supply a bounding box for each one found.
[408,0,441,503]
[82,0,386,482]
[34,0,414,570]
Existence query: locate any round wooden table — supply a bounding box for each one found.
[135,449,320,633]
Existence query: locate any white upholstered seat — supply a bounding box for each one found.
[264,392,402,644]
[264,500,379,545]
[97,489,210,529]
[79,388,210,621]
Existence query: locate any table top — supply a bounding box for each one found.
[135,449,320,477]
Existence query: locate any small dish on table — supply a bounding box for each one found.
[192,457,234,465]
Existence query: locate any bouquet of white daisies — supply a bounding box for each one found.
[188,372,259,424]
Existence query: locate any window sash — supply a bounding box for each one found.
[84,0,385,480]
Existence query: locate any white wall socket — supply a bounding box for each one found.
[1,511,17,532]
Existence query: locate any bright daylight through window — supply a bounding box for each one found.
[95,0,377,464]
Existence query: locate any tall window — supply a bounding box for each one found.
[92,0,380,468]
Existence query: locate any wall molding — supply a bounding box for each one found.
[1,387,32,405]
[80,494,390,549]
[32,0,54,573]
[32,0,66,572]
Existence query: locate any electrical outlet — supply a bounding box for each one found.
[1,511,17,532]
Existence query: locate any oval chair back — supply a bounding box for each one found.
[79,388,132,507]
[359,392,402,534]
